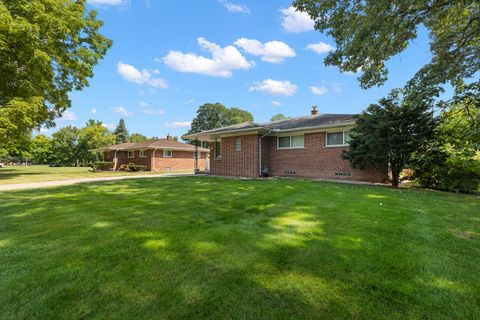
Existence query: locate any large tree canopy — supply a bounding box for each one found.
[293,0,479,94]
[0,0,112,150]
[187,103,254,135]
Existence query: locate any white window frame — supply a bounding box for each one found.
[326,131,350,147]
[127,150,134,158]
[235,137,241,151]
[276,135,304,149]
[163,149,172,158]
[139,149,147,158]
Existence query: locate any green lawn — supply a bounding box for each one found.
[0,177,479,319]
[0,165,189,185]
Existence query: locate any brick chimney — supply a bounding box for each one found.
[166,133,172,141]
[311,106,319,116]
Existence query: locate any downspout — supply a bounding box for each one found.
[114,149,119,171]
[152,148,159,172]
[258,129,273,177]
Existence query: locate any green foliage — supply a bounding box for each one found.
[187,103,253,135]
[411,102,480,192]
[78,119,115,163]
[30,135,52,164]
[50,126,80,166]
[129,133,148,143]
[293,0,479,93]
[270,114,291,122]
[113,119,129,144]
[0,0,112,150]
[49,120,114,166]
[115,163,147,172]
[344,90,436,187]
[90,161,114,171]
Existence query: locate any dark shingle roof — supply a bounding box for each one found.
[92,139,209,152]
[183,113,356,140]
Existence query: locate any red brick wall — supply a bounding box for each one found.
[153,150,207,172]
[105,150,206,172]
[210,135,259,178]
[266,132,384,182]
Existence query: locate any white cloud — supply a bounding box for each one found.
[90,108,97,114]
[102,123,116,130]
[113,106,133,117]
[117,62,168,89]
[234,38,296,63]
[60,110,78,121]
[280,6,314,33]
[165,121,191,128]
[138,101,149,108]
[249,79,297,96]
[87,0,127,6]
[184,99,195,105]
[310,86,328,95]
[142,109,165,115]
[271,101,283,106]
[306,42,335,54]
[163,37,253,77]
[332,83,342,93]
[219,0,250,14]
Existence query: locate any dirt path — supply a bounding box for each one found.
[0,173,198,192]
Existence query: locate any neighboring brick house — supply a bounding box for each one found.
[183,107,385,182]
[94,136,209,172]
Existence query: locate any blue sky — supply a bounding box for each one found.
[49,0,433,138]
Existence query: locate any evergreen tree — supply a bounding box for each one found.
[344,90,436,188]
[114,119,129,144]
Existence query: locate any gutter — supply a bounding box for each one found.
[152,147,159,171]
[113,149,119,170]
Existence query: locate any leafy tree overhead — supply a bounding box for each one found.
[113,119,129,144]
[0,0,112,151]
[129,133,148,143]
[344,90,436,188]
[293,0,479,96]
[187,103,254,135]
[270,114,291,122]
[30,135,53,164]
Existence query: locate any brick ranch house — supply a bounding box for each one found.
[94,136,209,172]
[183,107,385,183]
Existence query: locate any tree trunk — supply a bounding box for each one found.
[391,168,400,188]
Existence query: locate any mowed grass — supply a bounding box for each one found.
[0,177,479,319]
[0,165,189,185]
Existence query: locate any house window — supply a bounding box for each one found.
[214,138,221,160]
[235,137,241,151]
[139,150,147,158]
[127,151,134,158]
[277,135,304,149]
[163,149,172,157]
[326,131,351,146]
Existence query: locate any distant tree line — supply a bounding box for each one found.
[0,119,155,166]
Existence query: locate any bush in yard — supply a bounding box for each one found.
[90,161,114,171]
[411,99,480,193]
[127,163,147,172]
